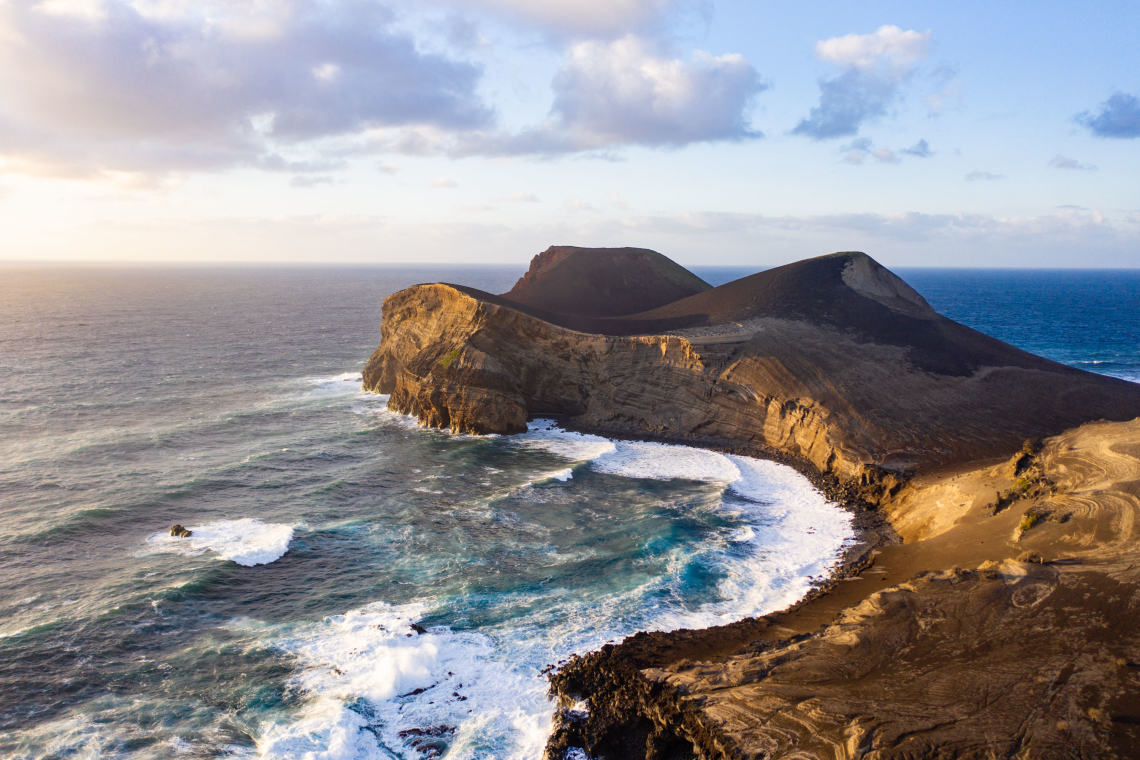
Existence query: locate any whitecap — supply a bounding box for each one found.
[255,602,553,760]
[306,372,365,398]
[146,519,294,567]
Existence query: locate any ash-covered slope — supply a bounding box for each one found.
[500,245,711,318]
[363,250,1140,482]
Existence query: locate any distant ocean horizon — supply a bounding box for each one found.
[0,263,1136,760]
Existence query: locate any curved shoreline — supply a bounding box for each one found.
[540,419,1140,759]
[553,416,901,588]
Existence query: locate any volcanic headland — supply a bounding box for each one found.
[364,246,1140,759]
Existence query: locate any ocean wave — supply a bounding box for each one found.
[256,602,551,760]
[251,419,851,758]
[308,373,364,396]
[146,519,294,567]
[515,419,852,625]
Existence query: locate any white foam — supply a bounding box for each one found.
[256,602,552,760]
[514,420,852,627]
[305,373,367,400]
[253,419,852,757]
[147,519,294,567]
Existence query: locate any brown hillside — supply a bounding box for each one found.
[500,246,711,317]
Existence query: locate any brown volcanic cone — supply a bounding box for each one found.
[500,245,710,317]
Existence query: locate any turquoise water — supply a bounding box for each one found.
[0,266,852,759]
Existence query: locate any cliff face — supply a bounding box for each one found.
[362,253,1140,485]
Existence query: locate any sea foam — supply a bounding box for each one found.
[256,602,552,760]
[516,419,853,625]
[147,518,294,567]
[255,420,852,758]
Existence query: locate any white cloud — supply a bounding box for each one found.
[871,146,899,164]
[495,36,765,152]
[924,65,962,116]
[815,25,930,78]
[564,197,597,212]
[442,0,679,38]
[965,171,1006,181]
[312,62,340,82]
[0,0,492,177]
[34,0,107,21]
[496,192,539,202]
[608,190,628,209]
[431,177,458,188]
[794,25,929,140]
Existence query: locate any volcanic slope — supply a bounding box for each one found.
[363,249,1140,481]
[499,245,711,318]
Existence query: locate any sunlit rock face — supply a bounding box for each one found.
[364,249,1140,488]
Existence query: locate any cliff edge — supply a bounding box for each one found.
[363,250,1140,487]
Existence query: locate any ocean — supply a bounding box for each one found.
[0,264,1136,759]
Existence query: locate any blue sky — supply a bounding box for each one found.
[0,0,1137,266]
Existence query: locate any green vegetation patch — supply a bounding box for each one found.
[439,349,461,370]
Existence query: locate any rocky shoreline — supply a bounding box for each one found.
[542,421,1140,758]
[362,249,1140,758]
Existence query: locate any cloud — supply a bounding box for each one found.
[793,26,929,140]
[1077,92,1140,139]
[447,0,685,39]
[840,136,901,165]
[815,25,929,73]
[900,139,932,157]
[608,190,628,209]
[924,65,961,116]
[431,177,458,188]
[289,174,334,188]
[426,35,764,155]
[1049,155,1097,171]
[495,191,539,202]
[965,171,1005,181]
[529,36,764,150]
[564,197,598,212]
[0,0,492,177]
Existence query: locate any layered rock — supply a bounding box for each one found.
[363,251,1140,485]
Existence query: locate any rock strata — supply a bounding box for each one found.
[364,250,1140,487]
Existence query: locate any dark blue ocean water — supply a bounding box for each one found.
[0,264,1135,760]
[0,266,849,760]
[899,269,1140,384]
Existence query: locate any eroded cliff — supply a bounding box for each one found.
[363,252,1140,486]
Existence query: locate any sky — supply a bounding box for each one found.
[0,0,1138,267]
